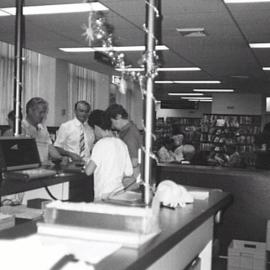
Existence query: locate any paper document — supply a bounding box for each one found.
[0,205,43,219]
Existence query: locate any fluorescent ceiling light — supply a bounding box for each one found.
[174,80,221,84]
[225,0,270,3]
[168,93,204,96]
[249,43,270,48]
[0,3,108,16]
[155,80,220,84]
[115,67,200,72]
[116,68,144,72]
[193,89,234,92]
[176,28,207,38]
[189,99,212,102]
[0,10,9,16]
[158,67,201,71]
[155,81,174,84]
[181,97,212,100]
[176,28,205,32]
[263,67,270,71]
[60,45,169,53]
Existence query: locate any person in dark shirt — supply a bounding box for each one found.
[2,110,15,136]
[105,104,142,187]
[105,104,142,165]
[223,144,241,168]
[255,122,270,169]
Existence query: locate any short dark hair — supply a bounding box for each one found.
[105,104,128,119]
[74,100,91,112]
[7,110,15,121]
[88,110,112,130]
[26,97,48,114]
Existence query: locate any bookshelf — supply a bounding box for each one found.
[199,114,261,166]
[154,117,201,146]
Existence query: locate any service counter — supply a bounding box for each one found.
[156,163,270,254]
[0,189,232,270]
[0,172,86,196]
[0,170,94,202]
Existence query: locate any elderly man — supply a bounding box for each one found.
[22,97,62,164]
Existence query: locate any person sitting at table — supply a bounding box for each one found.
[157,136,176,163]
[254,122,270,169]
[181,144,196,165]
[85,110,133,201]
[207,146,227,166]
[172,133,185,162]
[223,144,242,168]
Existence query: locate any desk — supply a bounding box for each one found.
[0,189,232,270]
[0,172,89,198]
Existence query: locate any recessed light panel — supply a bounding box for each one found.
[155,80,221,84]
[168,93,203,96]
[115,67,200,72]
[249,43,270,48]
[173,81,221,84]
[176,28,207,37]
[60,45,169,52]
[158,67,201,71]
[0,3,108,16]
[225,0,270,3]
[193,89,234,92]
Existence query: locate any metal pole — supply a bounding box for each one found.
[144,0,156,205]
[13,0,24,136]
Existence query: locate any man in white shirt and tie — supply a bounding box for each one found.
[54,100,95,202]
[54,100,94,163]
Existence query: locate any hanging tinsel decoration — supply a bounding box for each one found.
[82,11,125,68]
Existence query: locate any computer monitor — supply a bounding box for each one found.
[0,137,41,171]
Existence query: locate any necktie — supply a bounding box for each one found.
[79,125,85,159]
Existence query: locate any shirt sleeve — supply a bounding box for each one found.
[124,144,133,176]
[44,127,52,144]
[54,124,66,148]
[90,141,103,167]
[124,129,142,159]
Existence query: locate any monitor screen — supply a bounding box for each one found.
[0,137,40,171]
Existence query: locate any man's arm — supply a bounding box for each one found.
[85,160,97,176]
[54,146,82,162]
[48,144,63,161]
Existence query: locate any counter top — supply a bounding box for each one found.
[0,189,232,270]
[0,172,87,196]
[157,162,270,177]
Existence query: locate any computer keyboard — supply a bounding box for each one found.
[20,168,56,178]
[4,168,56,181]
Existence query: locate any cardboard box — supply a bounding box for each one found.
[227,240,266,270]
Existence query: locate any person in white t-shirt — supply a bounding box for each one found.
[85,110,133,201]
